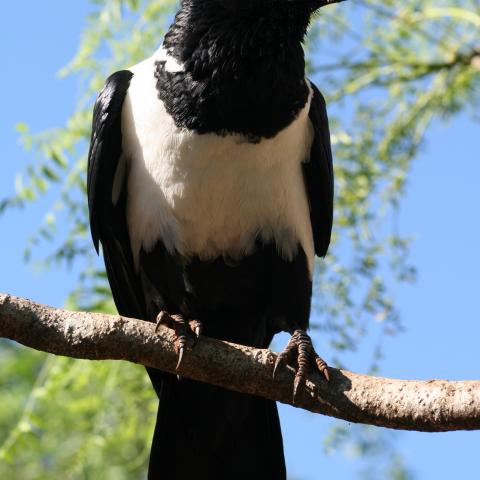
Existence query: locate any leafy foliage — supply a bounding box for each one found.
[1,0,479,477]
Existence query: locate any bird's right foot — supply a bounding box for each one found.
[273,329,329,401]
[155,311,202,370]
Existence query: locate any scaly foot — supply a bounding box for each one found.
[273,329,329,400]
[155,311,202,370]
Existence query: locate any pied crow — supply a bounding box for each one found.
[87,0,339,478]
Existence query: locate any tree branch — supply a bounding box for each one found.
[1,292,479,432]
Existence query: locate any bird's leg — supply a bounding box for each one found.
[273,329,329,401]
[155,311,203,370]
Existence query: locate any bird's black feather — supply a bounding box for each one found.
[140,239,304,479]
[304,81,334,257]
[87,70,145,319]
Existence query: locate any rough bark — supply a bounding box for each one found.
[1,292,479,432]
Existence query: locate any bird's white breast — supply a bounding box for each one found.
[121,50,315,275]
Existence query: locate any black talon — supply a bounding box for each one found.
[315,355,330,381]
[273,354,284,379]
[154,311,203,370]
[170,314,188,370]
[155,310,171,332]
[189,319,203,347]
[274,328,329,399]
[272,357,281,379]
[293,374,305,402]
[176,346,185,370]
[272,337,296,379]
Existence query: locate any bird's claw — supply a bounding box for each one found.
[189,319,202,346]
[273,338,296,379]
[155,311,203,371]
[273,329,329,402]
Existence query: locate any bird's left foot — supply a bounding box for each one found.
[155,311,202,370]
[273,329,329,401]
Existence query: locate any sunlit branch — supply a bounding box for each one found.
[1,293,480,432]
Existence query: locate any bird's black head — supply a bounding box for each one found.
[157,0,344,139]
[205,0,345,17]
[166,0,345,62]
[214,0,344,38]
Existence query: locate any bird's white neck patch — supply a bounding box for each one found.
[157,46,184,73]
[122,55,316,277]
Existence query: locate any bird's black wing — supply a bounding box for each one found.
[304,81,334,258]
[87,70,145,319]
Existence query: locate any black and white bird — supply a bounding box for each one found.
[87,0,338,478]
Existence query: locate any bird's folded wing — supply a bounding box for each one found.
[304,81,334,258]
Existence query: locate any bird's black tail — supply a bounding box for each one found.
[147,371,286,480]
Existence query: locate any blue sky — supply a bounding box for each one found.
[1,2,479,479]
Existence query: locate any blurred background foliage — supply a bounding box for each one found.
[1,0,479,478]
